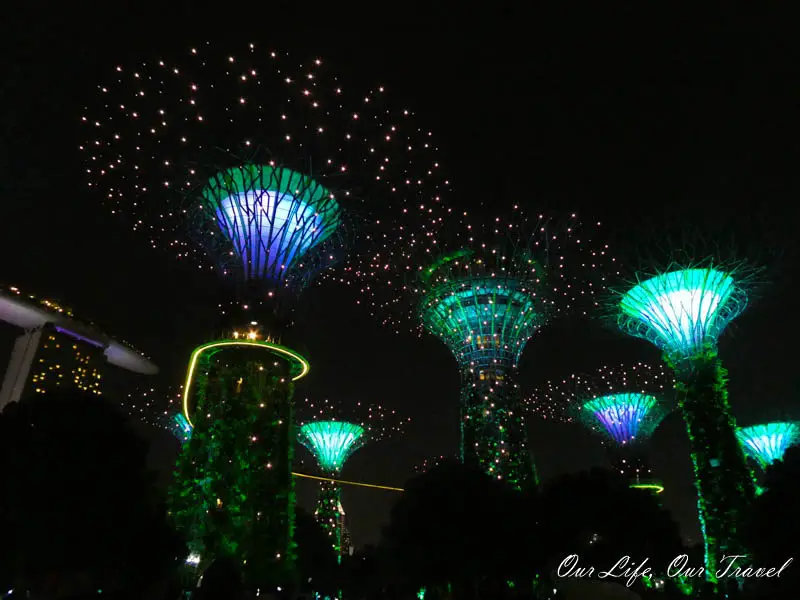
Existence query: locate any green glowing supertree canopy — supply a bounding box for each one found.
[297,421,366,474]
[528,362,672,485]
[736,422,800,470]
[402,207,614,489]
[618,267,746,362]
[297,397,409,558]
[610,256,759,587]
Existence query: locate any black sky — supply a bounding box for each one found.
[2,3,800,548]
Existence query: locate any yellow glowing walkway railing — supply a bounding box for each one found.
[292,471,404,492]
[182,339,310,427]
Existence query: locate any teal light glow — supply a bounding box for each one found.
[618,268,744,359]
[202,164,341,284]
[419,277,541,369]
[297,421,366,474]
[416,232,565,489]
[579,393,666,445]
[172,413,193,443]
[736,422,800,470]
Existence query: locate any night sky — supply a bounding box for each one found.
[3,4,799,549]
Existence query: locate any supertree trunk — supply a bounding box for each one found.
[169,348,297,589]
[314,478,343,558]
[671,351,755,582]
[460,365,534,489]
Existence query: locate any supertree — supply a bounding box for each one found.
[609,254,760,584]
[528,362,673,492]
[405,208,613,488]
[339,207,613,488]
[736,422,800,471]
[81,42,446,589]
[296,397,410,559]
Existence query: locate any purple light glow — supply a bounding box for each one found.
[581,393,663,446]
[54,326,105,348]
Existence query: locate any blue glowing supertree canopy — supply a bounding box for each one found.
[201,164,340,286]
[736,422,800,470]
[81,43,449,303]
[617,266,749,360]
[527,361,673,439]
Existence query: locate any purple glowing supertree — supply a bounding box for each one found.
[527,362,673,491]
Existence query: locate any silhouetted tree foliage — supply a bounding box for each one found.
[742,444,800,598]
[195,556,244,600]
[382,459,540,597]
[0,391,184,594]
[538,469,684,573]
[295,506,338,595]
[340,544,391,600]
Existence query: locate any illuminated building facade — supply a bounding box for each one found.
[26,323,104,396]
[0,286,157,412]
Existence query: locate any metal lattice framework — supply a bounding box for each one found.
[410,208,616,488]
[608,250,761,586]
[736,422,800,470]
[297,421,366,475]
[577,393,668,446]
[199,164,340,287]
[527,362,672,484]
[419,270,542,370]
[297,397,409,462]
[616,264,750,362]
[569,362,673,445]
[296,398,409,558]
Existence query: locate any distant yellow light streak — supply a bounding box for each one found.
[293,471,404,492]
[183,340,309,426]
